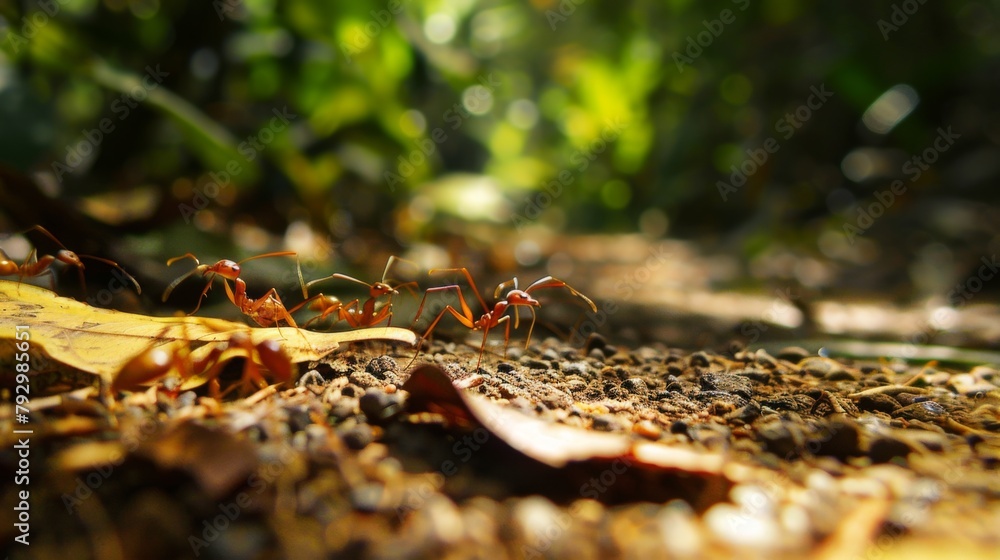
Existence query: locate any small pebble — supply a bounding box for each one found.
[348,370,384,388]
[735,368,772,383]
[349,483,385,513]
[365,356,398,378]
[621,378,648,394]
[562,361,589,376]
[513,497,565,553]
[811,418,862,459]
[694,390,747,409]
[520,357,550,369]
[297,369,326,387]
[688,351,712,368]
[776,346,810,362]
[592,414,624,432]
[495,362,516,373]
[560,348,580,359]
[754,349,779,369]
[948,373,999,397]
[856,393,900,414]
[798,357,845,379]
[700,373,753,399]
[757,421,803,459]
[341,424,375,450]
[584,334,608,352]
[633,420,662,439]
[705,502,780,548]
[868,436,912,463]
[285,405,312,433]
[359,389,404,424]
[725,401,762,424]
[329,398,358,420]
[826,369,860,382]
[894,401,946,422]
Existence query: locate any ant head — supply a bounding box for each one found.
[370,281,397,297]
[55,250,85,269]
[211,260,241,280]
[505,290,540,307]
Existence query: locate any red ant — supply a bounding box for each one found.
[222,276,306,328]
[164,251,343,329]
[162,251,298,316]
[113,322,292,398]
[302,256,418,329]
[408,268,597,369]
[0,225,140,296]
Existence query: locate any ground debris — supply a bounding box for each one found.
[5,338,1000,559]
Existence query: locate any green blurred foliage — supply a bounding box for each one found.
[0,0,998,251]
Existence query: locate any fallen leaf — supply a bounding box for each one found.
[401,364,746,508]
[0,280,416,388]
[403,364,727,473]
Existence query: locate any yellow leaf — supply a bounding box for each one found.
[0,280,417,387]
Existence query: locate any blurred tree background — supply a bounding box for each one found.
[1,0,999,313]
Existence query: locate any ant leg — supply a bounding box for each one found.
[407,305,477,368]
[476,323,492,371]
[428,268,489,312]
[523,306,539,348]
[413,285,477,326]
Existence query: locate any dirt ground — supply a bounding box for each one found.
[3,233,1000,559]
[2,330,999,560]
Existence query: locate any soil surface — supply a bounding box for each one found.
[3,333,999,560]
